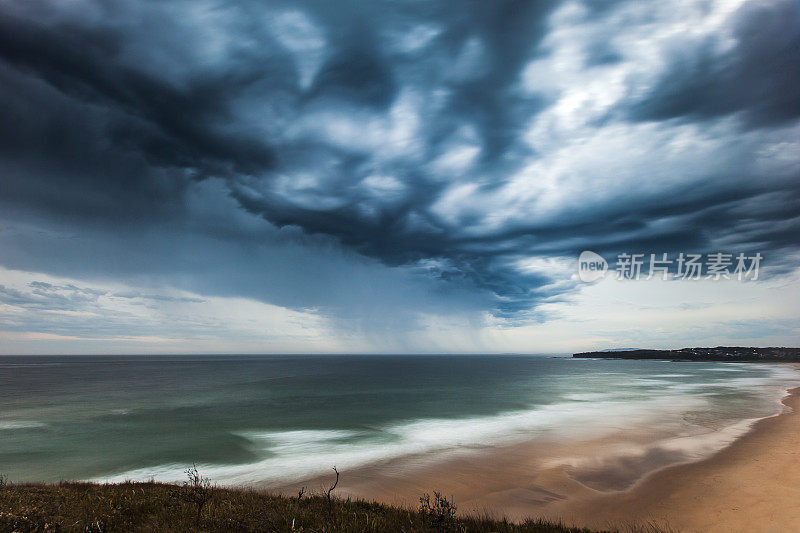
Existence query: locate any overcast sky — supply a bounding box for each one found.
[0,0,798,354]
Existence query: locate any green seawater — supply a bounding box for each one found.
[0,354,796,484]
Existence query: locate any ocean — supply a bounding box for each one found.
[1,354,797,486]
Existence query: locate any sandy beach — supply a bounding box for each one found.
[545,385,800,532]
[278,382,800,532]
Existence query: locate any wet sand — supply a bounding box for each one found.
[275,384,800,532]
[544,386,800,532]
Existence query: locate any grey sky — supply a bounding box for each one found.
[0,0,798,353]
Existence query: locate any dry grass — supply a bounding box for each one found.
[0,480,610,533]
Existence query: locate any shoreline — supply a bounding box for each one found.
[272,373,800,531]
[539,384,800,531]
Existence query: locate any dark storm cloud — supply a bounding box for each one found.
[0,7,276,176]
[629,0,800,127]
[0,0,799,318]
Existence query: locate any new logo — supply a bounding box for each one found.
[578,251,608,282]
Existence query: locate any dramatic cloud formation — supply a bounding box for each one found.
[0,0,798,351]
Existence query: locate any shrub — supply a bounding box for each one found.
[418,491,458,531]
[181,464,213,524]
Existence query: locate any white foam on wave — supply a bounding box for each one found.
[0,421,46,430]
[707,366,747,372]
[94,394,708,486]
[93,363,800,487]
[656,416,760,460]
[563,392,616,401]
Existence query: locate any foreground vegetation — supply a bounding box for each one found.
[0,476,628,533]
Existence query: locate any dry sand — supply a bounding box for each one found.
[278,384,800,532]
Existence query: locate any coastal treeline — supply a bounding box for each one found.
[573,346,800,362]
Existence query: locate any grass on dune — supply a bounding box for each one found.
[0,473,670,533]
[0,481,592,533]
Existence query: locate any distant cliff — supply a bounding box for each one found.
[573,346,800,362]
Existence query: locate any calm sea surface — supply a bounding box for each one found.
[0,355,797,484]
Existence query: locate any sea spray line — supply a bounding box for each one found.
[92,386,786,486]
[93,364,799,487]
